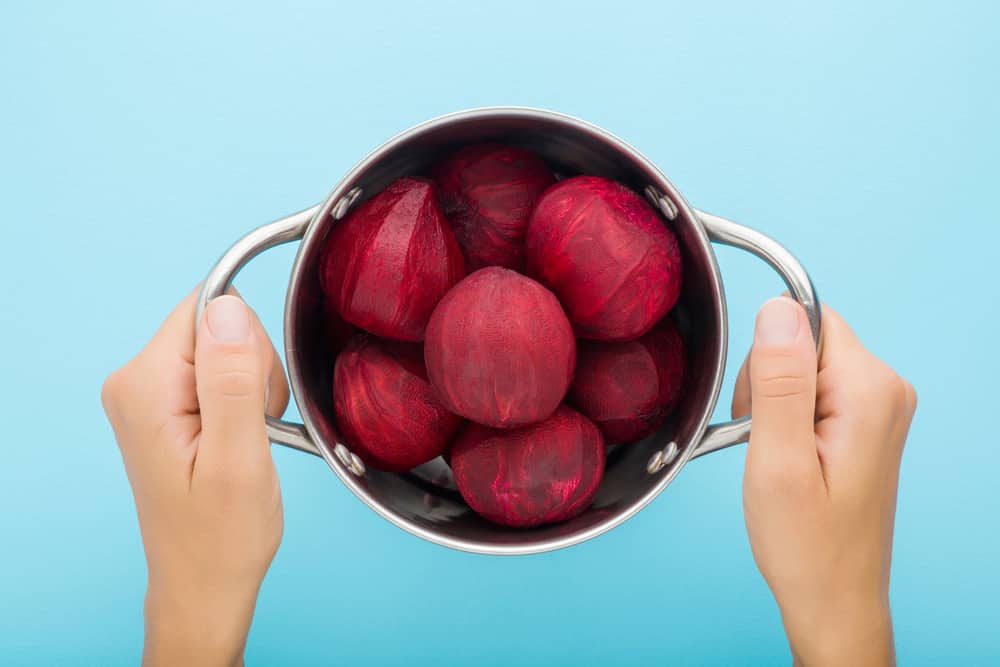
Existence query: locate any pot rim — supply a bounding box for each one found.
[285,106,728,555]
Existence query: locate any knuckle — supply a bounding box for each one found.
[853,360,900,406]
[756,373,809,400]
[889,373,909,408]
[100,370,121,411]
[877,363,899,390]
[902,378,918,414]
[875,365,913,415]
[101,364,134,416]
[203,368,262,399]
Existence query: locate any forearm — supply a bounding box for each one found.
[784,596,895,667]
[143,582,256,667]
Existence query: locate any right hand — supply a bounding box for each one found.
[732,298,916,666]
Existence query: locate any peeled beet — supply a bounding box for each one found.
[451,405,605,528]
[334,334,462,472]
[320,177,465,341]
[424,267,575,428]
[568,318,686,444]
[322,298,357,355]
[525,175,682,342]
[433,144,555,271]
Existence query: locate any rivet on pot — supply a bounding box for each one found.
[331,186,363,221]
[646,450,663,474]
[348,452,366,477]
[333,442,364,476]
[644,185,661,207]
[644,185,678,221]
[657,195,679,221]
[646,440,678,475]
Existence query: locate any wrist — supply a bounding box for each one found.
[143,579,257,667]
[782,593,894,667]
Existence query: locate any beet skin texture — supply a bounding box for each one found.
[525,175,682,342]
[320,176,465,342]
[451,404,606,528]
[433,143,555,271]
[568,318,686,444]
[424,266,576,429]
[334,334,463,472]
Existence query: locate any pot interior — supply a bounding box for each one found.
[287,109,725,553]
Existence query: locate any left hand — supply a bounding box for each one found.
[101,289,289,667]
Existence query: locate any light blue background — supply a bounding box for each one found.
[2,1,997,664]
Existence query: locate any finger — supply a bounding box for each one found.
[815,304,867,372]
[266,345,290,418]
[147,284,250,361]
[901,377,918,418]
[813,304,875,423]
[747,297,819,468]
[142,284,287,412]
[220,287,289,418]
[731,352,751,419]
[118,287,202,420]
[224,286,286,410]
[144,286,201,364]
[194,295,273,468]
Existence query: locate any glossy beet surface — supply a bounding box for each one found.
[568,318,686,444]
[525,175,682,342]
[433,143,554,271]
[320,177,465,341]
[424,267,576,428]
[334,334,463,472]
[451,405,605,528]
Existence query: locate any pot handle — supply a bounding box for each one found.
[688,210,822,461]
[196,205,324,457]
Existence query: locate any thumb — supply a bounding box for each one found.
[195,295,272,467]
[748,297,818,469]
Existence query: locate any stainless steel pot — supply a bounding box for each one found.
[197,107,821,556]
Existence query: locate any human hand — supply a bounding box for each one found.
[101,290,289,667]
[732,298,916,666]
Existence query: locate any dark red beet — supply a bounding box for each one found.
[322,298,357,355]
[424,267,576,428]
[568,319,686,444]
[433,144,555,271]
[451,405,605,528]
[334,334,462,472]
[320,177,465,341]
[525,175,682,342]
